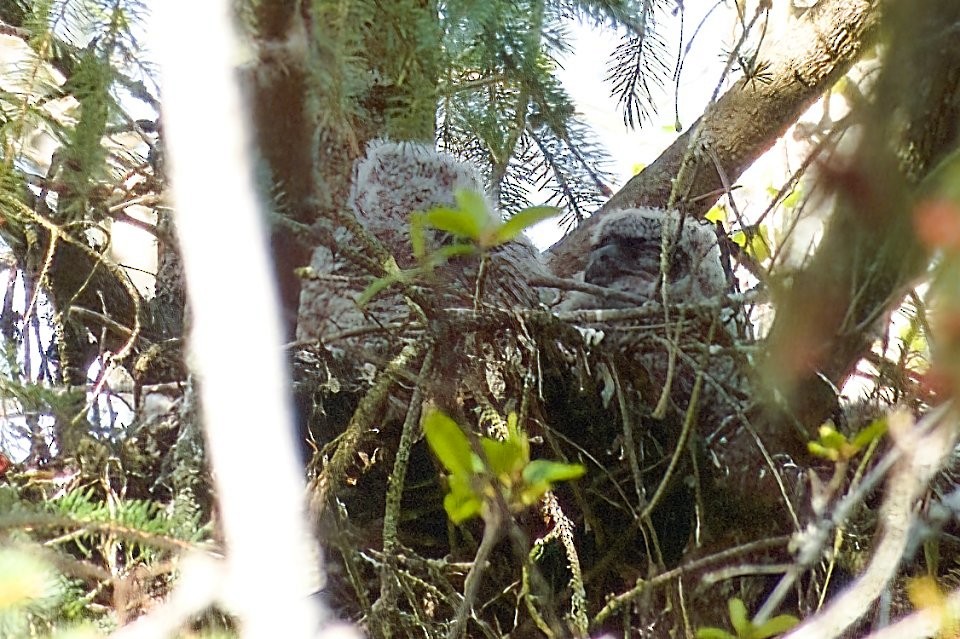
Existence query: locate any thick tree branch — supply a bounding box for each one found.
[546,0,880,277]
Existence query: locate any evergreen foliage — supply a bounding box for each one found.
[298,0,658,226]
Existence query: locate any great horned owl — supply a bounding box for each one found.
[296,140,545,350]
[350,139,487,269]
[585,210,814,533]
[584,208,728,308]
[565,207,747,424]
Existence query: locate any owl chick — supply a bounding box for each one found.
[350,139,488,268]
[296,140,545,347]
[584,208,728,307]
[563,207,748,423]
[352,139,545,306]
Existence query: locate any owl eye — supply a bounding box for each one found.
[622,236,658,254]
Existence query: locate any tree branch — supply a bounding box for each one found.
[546,0,880,277]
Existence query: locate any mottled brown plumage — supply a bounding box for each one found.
[566,209,813,536]
[584,208,729,308]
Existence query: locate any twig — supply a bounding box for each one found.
[448,509,503,639]
[777,405,956,638]
[592,535,792,627]
[374,348,434,621]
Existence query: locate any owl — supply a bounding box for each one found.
[583,208,729,309]
[296,140,545,352]
[564,207,748,425]
[350,139,487,269]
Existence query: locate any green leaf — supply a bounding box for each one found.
[454,188,492,220]
[518,483,550,506]
[519,460,586,506]
[851,417,887,449]
[728,598,750,637]
[416,188,497,242]
[357,272,404,306]
[753,614,799,639]
[522,460,586,486]
[695,629,737,639]
[732,226,772,262]
[444,474,483,523]
[816,424,848,450]
[505,412,529,459]
[423,410,475,476]
[782,188,802,209]
[480,437,525,478]
[807,442,839,461]
[410,212,428,259]
[423,205,486,240]
[493,206,559,244]
[705,205,727,223]
[427,242,478,265]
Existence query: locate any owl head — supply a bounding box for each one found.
[350,139,488,266]
[585,208,727,304]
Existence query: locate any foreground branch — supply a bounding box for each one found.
[156,1,354,637]
[765,0,960,427]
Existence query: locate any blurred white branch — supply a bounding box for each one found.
[151,2,355,638]
[785,404,957,639]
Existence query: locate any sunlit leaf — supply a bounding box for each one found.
[850,418,887,449]
[444,475,483,523]
[493,206,559,244]
[427,243,478,264]
[781,188,802,209]
[753,614,799,639]
[732,226,770,261]
[410,211,428,258]
[705,205,727,223]
[807,442,839,461]
[907,575,945,610]
[695,628,737,639]
[454,188,491,219]
[728,598,750,637]
[423,205,486,240]
[520,460,586,505]
[816,423,847,450]
[480,437,525,478]
[424,410,475,476]
[522,459,585,486]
